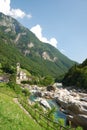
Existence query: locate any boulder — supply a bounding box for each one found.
[35,91,43,97]
[80,97,87,102]
[56,98,67,108]
[67,114,87,129]
[67,102,82,115]
[47,85,56,91]
[67,101,87,115]
[53,82,62,88]
[40,99,51,109]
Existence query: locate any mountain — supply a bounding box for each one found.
[62,59,87,89]
[0,12,75,79]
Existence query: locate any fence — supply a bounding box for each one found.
[19,97,77,130]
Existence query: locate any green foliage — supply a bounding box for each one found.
[6,71,22,95]
[0,93,44,130]
[55,74,65,82]
[2,62,15,74]
[0,82,83,130]
[76,127,83,130]
[21,80,30,84]
[46,107,56,120]
[0,12,75,81]
[40,76,54,86]
[32,102,43,112]
[33,102,39,109]
[21,75,54,86]
[0,83,17,97]
[79,58,87,67]
[57,118,65,126]
[63,59,87,89]
[22,88,30,97]
[9,82,21,93]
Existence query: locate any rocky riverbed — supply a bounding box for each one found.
[55,87,87,129]
[23,83,87,129]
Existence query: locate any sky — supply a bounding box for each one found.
[0,0,87,63]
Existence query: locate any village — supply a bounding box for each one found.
[15,63,87,129]
[0,63,87,129]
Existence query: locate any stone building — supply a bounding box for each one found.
[16,63,28,84]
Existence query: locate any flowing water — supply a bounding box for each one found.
[29,95,66,124]
[47,99,66,124]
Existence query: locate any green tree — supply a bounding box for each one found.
[2,62,15,74]
[42,76,54,86]
[22,88,30,97]
[46,107,56,120]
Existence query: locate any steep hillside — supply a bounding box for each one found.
[0,12,75,79]
[62,59,87,89]
[0,83,45,130]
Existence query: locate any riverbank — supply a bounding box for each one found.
[54,86,87,129]
[22,83,87,129]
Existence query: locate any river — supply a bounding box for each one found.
[29,95,66,124]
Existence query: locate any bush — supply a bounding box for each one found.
[2,62,15,74]
[40,76,54,86]
[7,81,22,94]
[22,88,30,97]
[76,126,83,130]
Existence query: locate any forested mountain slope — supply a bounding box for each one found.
[0,12,75,79]
[63,59,87,89]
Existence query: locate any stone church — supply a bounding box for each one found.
[16,63,28,84]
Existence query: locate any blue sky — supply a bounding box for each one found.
[0,0,87,63]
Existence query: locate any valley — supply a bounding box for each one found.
[0,12,87,130]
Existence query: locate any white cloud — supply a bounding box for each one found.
[49,38,57,48]
[9,9,26,18]
[0,0,32,19]
[30,24,58,48]
[31,25,42,40]
[0,0,10,14]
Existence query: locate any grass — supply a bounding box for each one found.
[0,83,16,97]
[18,97,66,130]
[0,83,45,130]
[20,68,31,76]
[0,83,83,130]
[0,83,61,130]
